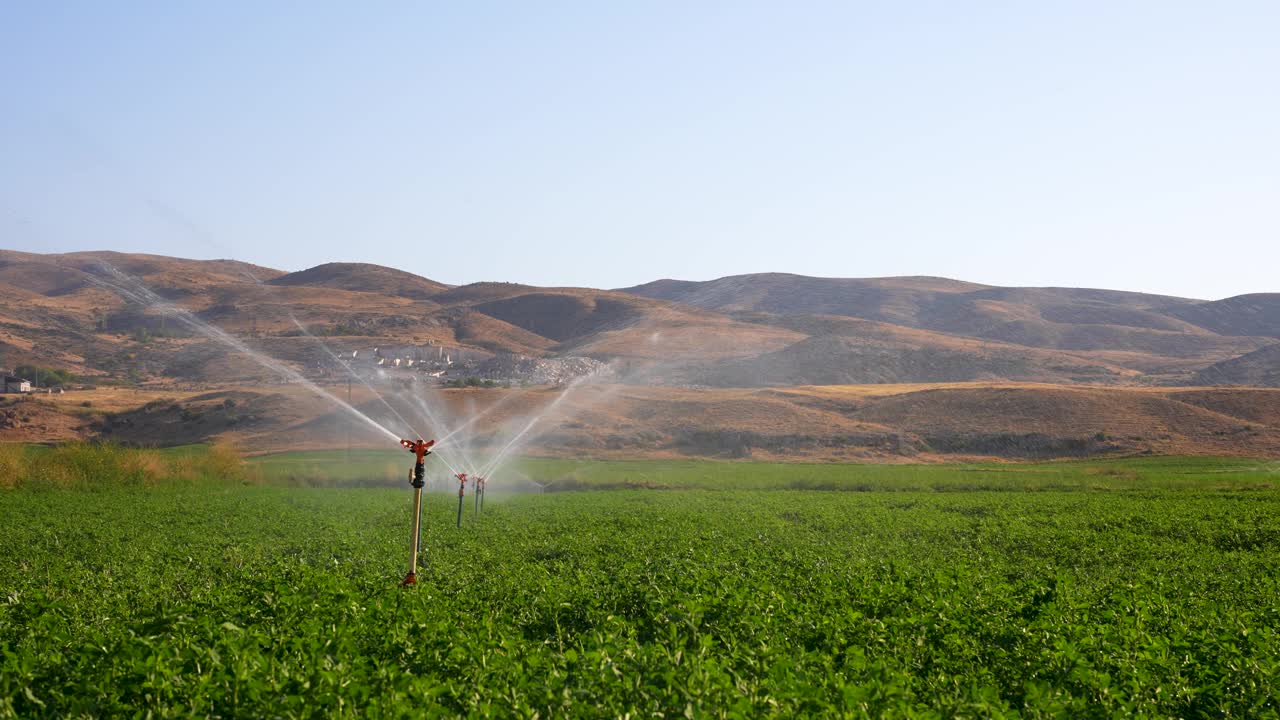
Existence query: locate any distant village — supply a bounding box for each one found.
[2,344,608,396]
[2,369,65,395]
[308,346,608,387]
[3,374,32,394]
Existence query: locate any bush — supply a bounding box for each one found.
[13,365,76,387]
[445,376,500,388]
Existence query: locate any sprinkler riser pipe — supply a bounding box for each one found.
[399,439,435,588]
[454,473,468,528]
[405,486,422,580]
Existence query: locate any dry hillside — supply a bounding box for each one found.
[1193,344,1280,387]
[268,262,452,300]
[2,250,1279,460]
[3,251,1276,388]
[12,382,1280,462]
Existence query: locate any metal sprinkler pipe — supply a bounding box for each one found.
[455,473,468,529]
[399,438,436,587]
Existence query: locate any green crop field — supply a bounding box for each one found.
[2,453,1279,717]
[252,449,1280,492]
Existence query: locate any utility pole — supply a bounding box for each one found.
[346,377,352,463]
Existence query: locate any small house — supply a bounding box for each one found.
[3,376,32,393]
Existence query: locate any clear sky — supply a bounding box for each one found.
[1,2,1276,299]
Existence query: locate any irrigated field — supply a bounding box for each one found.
[2,458,1279,717]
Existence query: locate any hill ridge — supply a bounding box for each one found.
[0,249,1276,390]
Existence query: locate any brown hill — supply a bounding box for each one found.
[1,250,1276,390]
[428,281,538,306]
[621,273,992,323]
[699,334,1133,387]
[619,274,1216,347]
[619,272,1276,381]
[1164,294,1280,338]
[1193,344,1280,387]
[0,258,94,296]
[468,290,805,361]
[474,292,647,342]
[447,310,558,356]
[268,262,450,300]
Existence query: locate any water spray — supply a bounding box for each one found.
[84,265,404,444]
[398,438,436,587]
[478,377,589,480]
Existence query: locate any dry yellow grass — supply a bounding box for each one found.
[0,444,23,489]
[39,387,207,411]
[0,441,253,489]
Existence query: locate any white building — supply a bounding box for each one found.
[3,376,32,393]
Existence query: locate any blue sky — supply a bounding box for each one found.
[1,2,1276,299]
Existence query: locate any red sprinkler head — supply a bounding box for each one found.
[400,438,436,463]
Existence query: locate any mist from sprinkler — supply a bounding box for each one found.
[270,323,473,477]
[72,197,541,581]
[86,264,405,444]
[88,262,649,584]
[283,315,428,439]
[403,383,481,477]
[436,385,533,444]
[479,375,591,480]
[217,264,446,461]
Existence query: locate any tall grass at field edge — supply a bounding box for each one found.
[0,442,257,490]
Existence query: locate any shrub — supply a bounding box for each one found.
[204,441,250,483]
[13,365,76,387]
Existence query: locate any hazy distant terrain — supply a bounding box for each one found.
[2,249,1278,459]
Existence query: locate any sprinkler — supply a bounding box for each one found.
[399,438,436,587]
[454,473,468,528]
[477,476,486,514]
[473,475,481,517]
